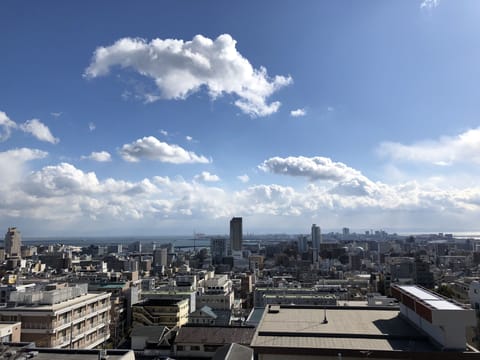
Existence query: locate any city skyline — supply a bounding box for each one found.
[3,1,480,236]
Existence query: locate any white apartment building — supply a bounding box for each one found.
[0,283,111,349]
[196,274,234,310]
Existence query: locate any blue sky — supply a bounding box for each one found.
[2,0,480,236]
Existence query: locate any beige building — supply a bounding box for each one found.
[4,227,21,258]
[0,283,111,348]
[132,298,189,328]
[197,274,234,310]
[0,322,21,342]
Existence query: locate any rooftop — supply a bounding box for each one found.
[2,292,110,314]
[250,306,438,353]
[395,285,465,310]
[175,326,255,346]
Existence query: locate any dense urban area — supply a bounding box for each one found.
[0,219,480,359]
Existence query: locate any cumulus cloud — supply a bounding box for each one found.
[258,155,390,201]
[119,136,210,164]
[378,128,480,166]
[84,34,292,117]
[194,171,220,182]
[259,156,364,182]
[186,135,193,142]
[238,174,250,183]
[0,148,48,187]
[420,0,439,9]
[0,111,18,141]
[20,119,59,144]
[3,153,480,234]
[290,108,306,117]
[81,151,112,162]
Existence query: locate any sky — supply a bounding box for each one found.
[2,0,480,237]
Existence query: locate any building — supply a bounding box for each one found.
[391,284,476,350]
[197,274,234,310]
[153,247,168,267]
[254,286,346,308]
[311,224,321,264]
[297,235,308,254]
[0,321,21,342]
[142,289,197,313]
[230,217,243,252]
[130,325,168,350]
[210,237,228,264]
[4,227,21,258]
[0,283,111,349]
[251,302,478,359]
[174,326,255,359]
[188,305,231,326]
[132,298,189,328]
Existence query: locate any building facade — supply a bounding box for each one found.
[4,227,21,258]
[132,298,189,328]
[311,224,321,264]
[0,283,111,349]
[230,217,243,252]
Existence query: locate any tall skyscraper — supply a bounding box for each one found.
[230,217,243,252]
[4,227,21,258]
[153,247,168,267]
[311,224,321,263]
[210,236,228,264]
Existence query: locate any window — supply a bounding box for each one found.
[204,345,219,352]
[177,345,184,351]
[191,345,200,351]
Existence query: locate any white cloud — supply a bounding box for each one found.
[378,128,480,166]
[290,108,306,117]
[119,136,210,164]
[84,34,292,117]
[259,156,364,182]
[194,171,220,182]
[3,154,480,234]
[0,111,18,141]
[20,119,59,144]
[50,112,62,118]
[159,129,168,136]
[420,0,439,9]
[186,135,193,142]
[0,148,47,187]
[89,122,96,131]
[81,151,112,162]
[238,174,250,183]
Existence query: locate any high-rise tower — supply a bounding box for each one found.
[311,224,321,263]
[230,217,243,252]
[4,227,21,258]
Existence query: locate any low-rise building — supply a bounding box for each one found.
[132,298,189,328]
[0,321,21,342]
[174,325,255,359]
[0,283,111,348]
[197,274,234,310]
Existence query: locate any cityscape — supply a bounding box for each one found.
[0,220,480,359]
[2,0,480,359]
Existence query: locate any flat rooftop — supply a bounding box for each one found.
[250,306,437,352]
[395,285,464,310]
[2,292,110,314]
